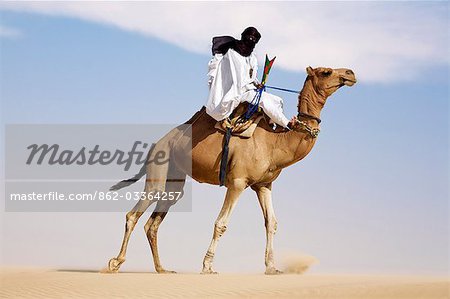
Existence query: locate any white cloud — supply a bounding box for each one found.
[0,25,21,38]
[0,2,448,83]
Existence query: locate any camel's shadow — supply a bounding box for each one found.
[56,269,100,273]
[56,269,154,274]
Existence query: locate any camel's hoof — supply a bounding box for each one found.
[201,269,218,275]
[107,257,125,273]
[156,269,177,274]
[265,268,283,275]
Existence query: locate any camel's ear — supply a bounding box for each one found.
[306,66,314,76]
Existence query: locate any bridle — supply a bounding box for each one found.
[294,118,321,138]
[294,113,321,138]
[294,93,321,138]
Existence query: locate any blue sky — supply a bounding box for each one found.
[0,2,448,275]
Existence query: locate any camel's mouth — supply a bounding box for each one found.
[332,77,356,90]
[339,76,357,87]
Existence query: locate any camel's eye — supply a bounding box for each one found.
[322,70,332,76]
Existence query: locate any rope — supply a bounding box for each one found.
[244,88,264,120]
[265,85,300,94]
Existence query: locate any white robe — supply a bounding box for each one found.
[206,49,290,128]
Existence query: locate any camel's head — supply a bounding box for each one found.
[306,66,356,98]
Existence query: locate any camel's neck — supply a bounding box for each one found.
[272,128,316,169]
[298,78,327,121]
[271,79,327,169]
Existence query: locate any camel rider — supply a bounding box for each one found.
[206,27,296,129]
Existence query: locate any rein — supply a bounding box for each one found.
[265,85,299,94]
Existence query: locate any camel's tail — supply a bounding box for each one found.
[109,161,147,191]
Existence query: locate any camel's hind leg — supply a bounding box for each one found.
[107,124,187,273]
[144,167,186,273]
[144,202,173,273]
[107,199,156,273]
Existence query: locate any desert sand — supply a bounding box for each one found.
[0,268,448,299]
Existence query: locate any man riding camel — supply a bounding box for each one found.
[111,27,295,195]
[206,27,296,129]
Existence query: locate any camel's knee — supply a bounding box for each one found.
[150,222,160,240]
[265,217,278,234]
[214,221,227,238]
[126,211,137,222]
[143,218,154,236]
[145,217,162,243]
[125,212,141,230]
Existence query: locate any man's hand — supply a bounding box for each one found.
[287,116,298,130]
[253,82,264,90]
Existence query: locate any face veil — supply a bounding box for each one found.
[233,27,261,57]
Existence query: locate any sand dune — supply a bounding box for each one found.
[1,268,448,299]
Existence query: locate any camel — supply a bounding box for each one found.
[107,66,356,275]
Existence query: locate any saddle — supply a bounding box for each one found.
[214,103,265,138]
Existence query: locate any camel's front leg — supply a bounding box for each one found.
[253,183,282,275]
[201,179,246,274]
